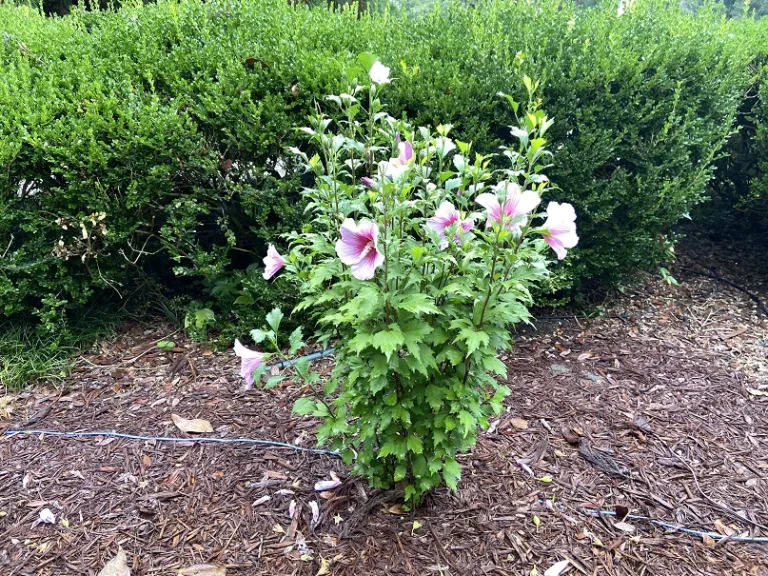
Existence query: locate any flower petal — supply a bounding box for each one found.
[234,339,263,387]
[235,338,262,359]
[369,61,391,85]
[427,202,459,234]
[514,190,541,217]
[263,244,285,280]
[546,201,577,223]
[398,141,414,164]
[542,202,578,259]
[356,219,379,245]
[350,247,384,280]
[476,193,502,225]
[545,235,568,260]
[335,218,369,265]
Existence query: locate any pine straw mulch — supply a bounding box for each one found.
[1,233,767,576]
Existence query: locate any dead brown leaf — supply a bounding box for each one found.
[388,504,406,515]
[509,418,529,430]
[172,414,213,434]
[714,519,736,537]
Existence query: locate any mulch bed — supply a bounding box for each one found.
[1,232,767,576]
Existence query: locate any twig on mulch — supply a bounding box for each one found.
[578,438,631,479]
[339,489,403,538]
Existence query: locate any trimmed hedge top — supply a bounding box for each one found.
[0,0,759,334]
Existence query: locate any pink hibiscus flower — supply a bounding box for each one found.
[541,201,578,260]
[334,218,385,280]
[384,140,414,179]
[426,201,475,249]
[475,182,540,230]
[234,339,264,389]
[263,244,285,280]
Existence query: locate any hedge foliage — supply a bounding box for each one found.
[0,0,759,336]
[704,18,768,234]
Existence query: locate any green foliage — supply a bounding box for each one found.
[700,17,768,234]
[0,308,121,389]
[0,0,758,344]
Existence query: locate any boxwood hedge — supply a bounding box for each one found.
[0,0,757,335]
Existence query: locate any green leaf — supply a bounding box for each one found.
[194,308,215,329]
[233,294,254,306]
[402,321,433,363]
[481,355,507,377]
[369,375,389,394]
[293,397,316,416]
[341,285,382,320]
[266,308,284,333]
[437,348,464,366]
[348,331,373,354]
[432,429,447,447]
[406,435,424,454]
[323,378,339,396]
[372,326,404,359]
[370,354,389,378]
[439,282,475,299]
[307,263,336,289]
[379,441,399,458]
[358,52,378,72]
[250,329,272,344]
[394,293,440,316]
[425,385,444,410]
[394,463,407,482]
[288,326,303,355]
[443,458,461,491]
[312,403,330,418]
[455,327,490,355]
[458,410,476,435]
[264,375,285,390]
[411,454,427,477]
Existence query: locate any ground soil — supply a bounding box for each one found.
[1,231,767,576]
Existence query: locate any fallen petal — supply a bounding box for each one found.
[314,480,342,492]
[309,501,320,530]
[544,560,570,576]
[38,508,55,524]
[98,547,131,576]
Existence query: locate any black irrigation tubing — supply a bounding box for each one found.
[689,266,768,319]
[579,508,768,544]
[0,429,341,458]
[5,428,766,543]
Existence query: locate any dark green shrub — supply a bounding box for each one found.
[699,17,768,236]
[0,0,755,341]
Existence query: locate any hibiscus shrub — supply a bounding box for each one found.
[238,66,578,502]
